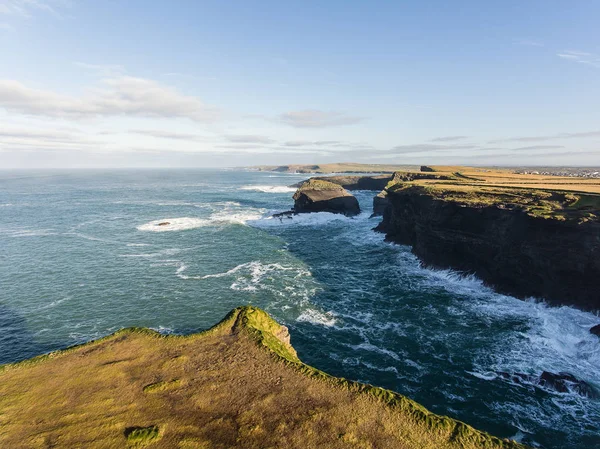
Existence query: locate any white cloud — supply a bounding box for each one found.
[511,145,565,151]
[390,143,478,154]
[224,134,275,144]
[279,109,364,128]
[0,76,220,122]
[129,129,209,141]
[429,136,468,142]
[489,130,600,144]
[0,0,70,18]
[557,50,600,68]
[74,62,126,77]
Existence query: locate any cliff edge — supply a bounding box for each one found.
[377,180,600,311]
[0,306,526,449]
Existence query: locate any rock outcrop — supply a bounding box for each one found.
[293,179,360,215]
[377,184,600,311]
[372,190,389,217]
[497,371,598,399]
[308,174,393,191]
[591,324,600,336]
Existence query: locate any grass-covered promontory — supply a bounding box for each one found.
[0,306,526,449]
[384,167,600,222]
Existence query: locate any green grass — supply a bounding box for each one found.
[297,178,345,191]
[0,306,528,449]
[125,425,161,446]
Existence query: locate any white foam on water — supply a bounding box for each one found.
[31,296,72,312]
[210,201,242,207]
[361,360,400,374]
[150,326,175,335]
[208,208,266,225]
[8,228,56,238]
[177,260,307,281]
[0,203,14,207]
[239,185,297,193]
[296,308,337,327]
[138,207,267,233]
[137,217,210,232]
[251,211,356,228]
[347,342,403,362]
[126,243,151,247]
[121,248,183,258]
[395,250,600,440]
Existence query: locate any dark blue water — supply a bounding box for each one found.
[1,169,599,449]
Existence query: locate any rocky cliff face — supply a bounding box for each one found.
[377,186,600,311]
[293,179,360,215]
[309,174,393,191]
[372,190,389,217]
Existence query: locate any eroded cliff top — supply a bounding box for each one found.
[0,306,526,449]
[293,178,348,194]
[385,167,600,222]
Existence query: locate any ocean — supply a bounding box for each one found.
[1,169,598,449]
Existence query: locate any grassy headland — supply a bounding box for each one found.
[385,166,600,222]
[0,306,526,449]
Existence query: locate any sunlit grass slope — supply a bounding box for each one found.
[0,306,527,449]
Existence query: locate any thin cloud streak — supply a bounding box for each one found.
[0,77,220,122]
[429,136,468,142]
[557,50,600,68]
[489,130,600,144]
[279,109,364,128]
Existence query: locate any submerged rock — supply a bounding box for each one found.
[496,371,598,399]
[157,222,171,226]
[292,179,360,216]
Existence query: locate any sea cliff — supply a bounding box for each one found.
[376,181,600,311]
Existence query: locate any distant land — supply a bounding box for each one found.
[252,163,420,174]
[252,163,600,179]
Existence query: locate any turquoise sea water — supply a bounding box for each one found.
[1,169,599,449]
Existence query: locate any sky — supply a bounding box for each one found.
[0,0,599,168]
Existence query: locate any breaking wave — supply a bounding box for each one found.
[239,185,297,193]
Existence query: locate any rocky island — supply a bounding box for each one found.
[291,179,360,215]
[0,306,525,449]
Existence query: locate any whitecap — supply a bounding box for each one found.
[209,209,266,225]
[347,342,403,362]
[239,185,297,193]
[297,308,337,327]
[251,211,355,228]
[137,217,210,232]
[8,229,56,237]
[150,326,175,335]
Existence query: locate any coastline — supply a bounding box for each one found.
[0,306,527,449]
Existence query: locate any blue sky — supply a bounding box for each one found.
[0,0,599,168]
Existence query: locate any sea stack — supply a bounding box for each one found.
[293,179,360,216]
